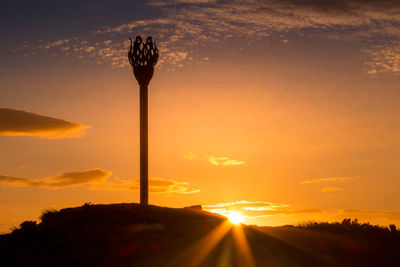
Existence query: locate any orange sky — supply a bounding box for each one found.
[1,0,400,233]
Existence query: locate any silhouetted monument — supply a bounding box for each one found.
[128,36,159,205]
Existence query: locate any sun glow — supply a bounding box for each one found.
[227,211,244,224]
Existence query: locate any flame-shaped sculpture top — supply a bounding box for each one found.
[128,36,159,86]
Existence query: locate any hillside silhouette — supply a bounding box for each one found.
[1,203,399,266]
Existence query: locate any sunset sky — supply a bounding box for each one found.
[1,0,400,233]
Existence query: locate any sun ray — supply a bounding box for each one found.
[175,220,232,267]
[171,210,257,266]
[232,225,255,267]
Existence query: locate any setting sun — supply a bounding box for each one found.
[227,211,244,225]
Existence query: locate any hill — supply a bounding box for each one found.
[1,203,399,266]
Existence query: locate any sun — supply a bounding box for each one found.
[227,211,244,225]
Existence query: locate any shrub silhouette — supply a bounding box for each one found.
[18,220,37,231]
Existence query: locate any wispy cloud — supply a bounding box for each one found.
[184,152,245,166]
[0,108,89,139]
[183,152,196,160]
[302,176,355,193]
[90,177,200,194]
[362,44,400,75]
[205,200,289,210]
[40,38,74,49]
[0,169,111,189]
[204,200,400,226]
[204,200,322,220]
[22,0,400,74]
[301,177,353,184]
[207,155,245,166]
[321,186,343,192]
[0,169,199,194]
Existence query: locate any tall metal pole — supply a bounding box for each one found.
[128,36,159,205]
[139,83,148,205]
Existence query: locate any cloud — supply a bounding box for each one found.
[252,209,324,217]
[90,177,200,194]
[361,44,400,75]
[204,200,322,219]
[321,186,343,192]
[0,169,111,189]
[0,108,89,138]
[272,0,399,15]
[160,0,217,4]
[207,155,245,166]
[183,152,196,160]
[204,200,400,228]
[40,38,74,49]
[302,177,355,193]
[183,153,245,166]
[24,0,400,74]
[0,169,199,194]
[204,200,400,226]
[301,177,353,184]
[205,200,289,210]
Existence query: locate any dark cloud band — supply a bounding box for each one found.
[0,108,89,138]
[0,169,199,194]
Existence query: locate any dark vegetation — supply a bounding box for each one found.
[1,203,399,266]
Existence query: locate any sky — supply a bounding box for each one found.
[0,0,400,233]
